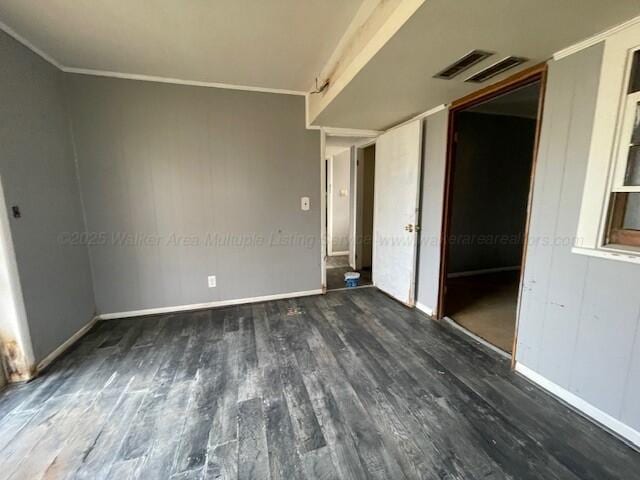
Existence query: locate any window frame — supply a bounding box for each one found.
[611,88,640,193]
[605,192,640,247]
[573,20,640,264]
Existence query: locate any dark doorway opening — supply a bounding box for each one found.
[439,69,545,355]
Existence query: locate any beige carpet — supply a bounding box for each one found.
[446,271,520,353]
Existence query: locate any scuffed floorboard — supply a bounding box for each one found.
[0,289,638,479]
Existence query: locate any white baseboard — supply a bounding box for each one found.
[415,302,434,316]
[447,265,520,279]
[98,289,323,320]
[36,316,99,373]
[515,362,640,449]
[329,251,349,257]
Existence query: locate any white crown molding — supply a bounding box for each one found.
[0,20,63,69]
[553,14,640,61]
[322,126,382,137]
[384,103,448,133]
[0,21,305,96]
[62,67,306,96]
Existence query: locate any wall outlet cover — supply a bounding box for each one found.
[208,275,216,288]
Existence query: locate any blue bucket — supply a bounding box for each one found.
[344,272,360,288]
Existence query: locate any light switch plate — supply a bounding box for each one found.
[301,197,310,211]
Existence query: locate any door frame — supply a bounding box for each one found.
[436,63,548,365]
[321,129,379,291]
[326,155,336,257]
[351,140,377,271]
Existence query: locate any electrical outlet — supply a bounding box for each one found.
[208,275,216,288]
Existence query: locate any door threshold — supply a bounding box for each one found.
[442,316,511,360]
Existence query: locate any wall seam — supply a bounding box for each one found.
[65,84,99,317]
[535,64,577,374]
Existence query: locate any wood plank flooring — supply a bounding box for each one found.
[0,288,638,479]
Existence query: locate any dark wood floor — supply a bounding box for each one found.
[0,289,638,479]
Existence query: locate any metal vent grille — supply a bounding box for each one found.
[434,50,494,80]
[466,56,528,83]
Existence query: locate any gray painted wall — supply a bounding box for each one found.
[448,112,536,273]
[330,149,351,253]
[414,47,640,436]
[516,43,640,432]
[416,110,448,312]
[65,74,320,314]
[0,31,95,362]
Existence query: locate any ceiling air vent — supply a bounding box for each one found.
[434,50,494,80]
[466,56,529,83]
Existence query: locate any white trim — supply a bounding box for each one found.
[349,146,359,269]
[385,104,448,134]
[329,250,349,256]
[0,21,305,97]
[36,316,99,373]
[359,138,377,149]
[415,302,434,316]
[326,154,334,257]
[553,15,640,61]
[447,265,520,279]
[98,289,323,320]
[0,176,36,381]
[63,68,306,96]
[574,20,640,261]
[0,21,63,69]
[327,284,374,292]
[515,362,640,449]
[572,246,640,264]
[612,89,640,190]
[444,317,511,359]
[322,127,381,137]
[320,130,327,290]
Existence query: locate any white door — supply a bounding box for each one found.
[372,120,422,306]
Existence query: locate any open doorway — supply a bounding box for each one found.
[439,69,545,355]
[350,143,376,285]
[324,135,375,291]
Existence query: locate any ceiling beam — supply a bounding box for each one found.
[307,0,426,126]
